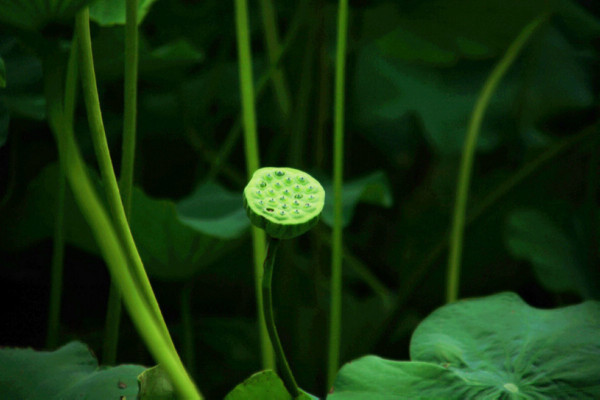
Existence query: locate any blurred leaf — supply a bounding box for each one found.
[151,38,203,63]
[90,0,160,26]
[138,365,176,400]
[0,164,248,280]
[505,209,598,298]
[0,341,145,399]
[354,7,597,154]
[0,0,94,31]
[176,181,249,239]
[330,292,600,399]
[4,94,45,120]
[225,371,291,400]
[321,171,393,228]
[93,29,203,82]
[0,56,5,87]
[129,184,247,280]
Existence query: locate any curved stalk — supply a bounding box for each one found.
[262,237,299,397]
[43,49,202,400]
[234,0,275,370]
[328,0,348,388]
[446,15,547,303]
[74,8,177,357]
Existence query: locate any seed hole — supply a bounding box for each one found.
[266,208,274,212]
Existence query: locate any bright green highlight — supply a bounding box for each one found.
[244,167,325,239]
[329,0,349,388]
[446,15,547,303]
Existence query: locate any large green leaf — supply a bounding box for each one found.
[0,341,145,399]
[505,209,600,299]
[329,292,600,399]
[0,0,94,31]
[90,0,160,26]
[320,171,393,228]
[0,99,8,148]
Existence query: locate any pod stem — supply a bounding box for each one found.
[262,236,300,397]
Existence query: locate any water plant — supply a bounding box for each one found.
[1,0,600,399]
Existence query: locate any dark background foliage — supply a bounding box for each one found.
[1,0,599,398]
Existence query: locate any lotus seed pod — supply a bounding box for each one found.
[243,167,325,239]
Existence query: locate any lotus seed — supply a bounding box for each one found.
[243,167,325,239]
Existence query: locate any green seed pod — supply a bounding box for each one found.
[244,167,325,239]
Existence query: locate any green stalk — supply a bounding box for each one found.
[446,15,547,303]
[262,237,299,397]
[234,0,275,370]
[46,34,79,349]
[102,0,140,365]
[258,0,292,119]
[328,0,348,388]
[43,49,202,400]
[74,8,178,358]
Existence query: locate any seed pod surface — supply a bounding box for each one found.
[243,167,325,239]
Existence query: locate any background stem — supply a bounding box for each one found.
[102,0,140,366]
[233,0,275,370]
[328,0,348,388]
[258,0,291,120]
[262,237,299,397]
[46,33,79,350]
[446,15,547,303]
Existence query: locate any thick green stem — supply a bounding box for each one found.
[234,0,275,370]
[446,15,547,303]
[262,237,299,397]
[43,53,202,400]
[74,8,178,358]
[328,0,348,388]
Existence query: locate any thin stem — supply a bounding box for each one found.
[46,155,66,349]
[46,34,78,349]
[102,0,140,366]
[446,15,547,303]
[367,123,598,354]
[262,237,299,397]
[234,0,275,370]
[121,0,138,217]
[207,0,307,182]
[328,0,348,388]
[74,8,178,358]
[258,0,292,119]
[43,52,202,400]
